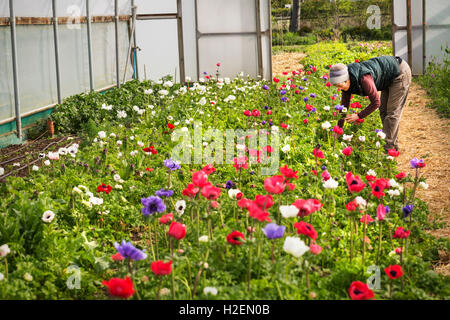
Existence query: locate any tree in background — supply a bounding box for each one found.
[289,0,303,33]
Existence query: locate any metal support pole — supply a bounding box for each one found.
[422,0,426,74]
[391,0,396,58]
[114,0,120,88]
[406,0,412,67]
[132,0,139,80]
[52,0,62,103]
[176,0,186,85]
[268,0,273,81]
[9,0,21,138]
[122,5,137,84]
[255,0,263,78]
[194,0,200,81]
[86,0,94,91]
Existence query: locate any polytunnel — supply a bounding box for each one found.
[392,0,450,75]
[0,0,273,147]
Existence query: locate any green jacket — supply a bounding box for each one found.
[347,56,400,95]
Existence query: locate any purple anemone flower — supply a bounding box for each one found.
[164,158,181,171]
[410,157,425,169]
[262,223,286,239]
[280,90,287,95]
[335,104,344,111]
[155,189,174,197]
[225,180,234,189]
[311,107,317,112]
[281,97,287,102]
[402,205,414,218]
[303,97,309,102]
[262,85,269,90]
[141,196,166,215]
[298,86,304,90]
[262,120,266,125]
[114,240,147,260]
[321,165,327,171]
[264,105,269,110]
[309,93,316,98]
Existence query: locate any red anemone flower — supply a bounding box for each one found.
[227,231,245,245]
[342,146,353,156]
[201,184,221,200]
[248,202,271,222]
[168,221,186,240]
[294,221,318,240]
[151,260,173,276]
[292,199,316,218]
[385,265,403,280]
[182,183,200,198]
[202,164,216,175]
[280,165,298,180]
[345,172,366,193]
[388,149,400,157]
[102,277,135,299]
[192,170,209,188]
[393,227,410,239]
[97,183,112,194]
[312,148,324,159]
[264,175,286,194]
[348,281,374,300]
[254,194,274,210]
[159,213,174,225]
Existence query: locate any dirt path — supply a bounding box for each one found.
[273,52,450,275]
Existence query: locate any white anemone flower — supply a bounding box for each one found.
[419,182,429,189]
[280,205,299,218]
[228,189,242,199]
[323,178,338,189]
[175,200,186,215]
[42,210,55,223]
[203,287,218,296]
[281,144,291,153]
[283,237,309,257]
[98,131,106,139]
[321,121,331,130]
[0,244,10,257]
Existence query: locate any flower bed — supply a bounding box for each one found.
[0,60,448,300]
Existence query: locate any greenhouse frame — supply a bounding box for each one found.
[0,0,273,146]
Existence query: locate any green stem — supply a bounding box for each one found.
[362,217,367,266]
[128,260,141,300]
[156,276,163,300]
[377,221,383,264]
[148,221,156,261]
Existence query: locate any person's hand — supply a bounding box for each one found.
[345,113,359,124]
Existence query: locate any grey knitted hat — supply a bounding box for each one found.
[329,63,349,84]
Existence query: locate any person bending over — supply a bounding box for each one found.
[329,56,411,152]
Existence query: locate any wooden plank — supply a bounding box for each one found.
[0,15,130,26]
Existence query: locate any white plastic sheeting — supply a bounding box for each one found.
[0,0,133,123]
[0,0,273,124]
[0,0,131,17]
[136,19,180,82]
[135,0,272,82]
[393,0,450,75]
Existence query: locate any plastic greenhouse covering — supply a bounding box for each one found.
[0,0,272,128]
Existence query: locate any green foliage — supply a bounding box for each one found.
[272,30,317,46]
[1,43,448,300]
[415,46,450,118]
